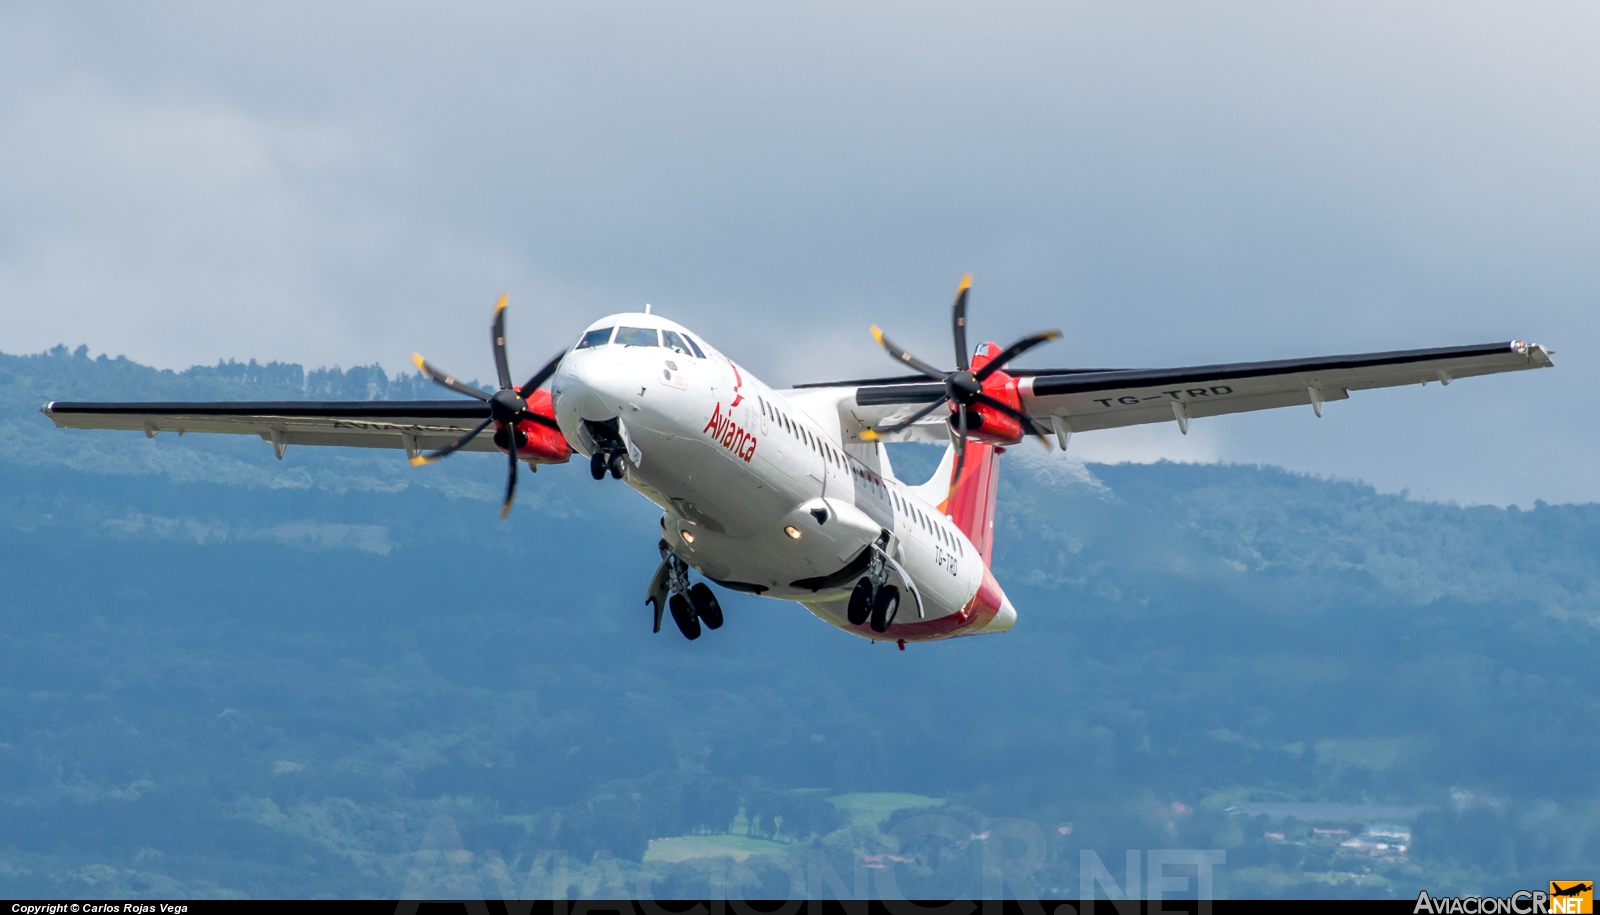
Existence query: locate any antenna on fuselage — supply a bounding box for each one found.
[644,303,652,314]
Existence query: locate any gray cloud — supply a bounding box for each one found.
[1,1,1594,504]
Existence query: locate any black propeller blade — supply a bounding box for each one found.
[866,275,1060,484]
[410,295,567,517]
[952,274,971,373]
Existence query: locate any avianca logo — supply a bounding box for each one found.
[704,402,756,462]
[728,360,746,408]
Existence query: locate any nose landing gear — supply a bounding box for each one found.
[646,540,725,641]
[590,451,627,480]
[584,419,633,481]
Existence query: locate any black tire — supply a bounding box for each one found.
[669,593,701,640]
[590,452,608,480]
[609,452,626,480]
[689,583,723,630]
[847,578,872,626]
[869,585,899,634]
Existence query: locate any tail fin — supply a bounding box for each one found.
[909,439,1001,565]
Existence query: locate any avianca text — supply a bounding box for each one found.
[704,402,757,462]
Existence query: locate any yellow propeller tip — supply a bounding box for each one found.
[1044,330,1064,340]
[495,293,508,312]
[411,352,426,370]
[958,273,972,291]
[499,504,513,519]
[860,429,878,441]
[408,455,430,467]
[870,325,884,344]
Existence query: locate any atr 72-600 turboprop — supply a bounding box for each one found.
[43,278,1553,648]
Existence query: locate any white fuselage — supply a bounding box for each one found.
[549,312,1016,643]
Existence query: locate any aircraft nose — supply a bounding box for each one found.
[552,347,649,425]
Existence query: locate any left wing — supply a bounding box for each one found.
[805,340,1553,442]
[41,400,496,460]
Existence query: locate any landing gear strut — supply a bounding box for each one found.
[646,540,722,641]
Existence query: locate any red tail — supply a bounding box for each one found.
[939,439,1001,564]
[932,340,1024,565]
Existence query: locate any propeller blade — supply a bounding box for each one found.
[971,390,1054,449]
[973,330,1064,381]
[877,394,951,433]
[410,416,494,466]
[951,274,972,372]
[491,293,513,390]
[870,326,947,381]
[951,404,969,491]
[517,349,566,398]
[412,352,492,402]
[499,441,519,519]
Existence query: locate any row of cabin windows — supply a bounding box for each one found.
[575,326,706,358]
[756,395,847,471]
[889,488,962,554]
[752,394,964,557]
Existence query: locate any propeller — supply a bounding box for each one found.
[410,294,566,518]
[866,275,1061,487]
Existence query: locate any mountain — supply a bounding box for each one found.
[0,345,1596,899]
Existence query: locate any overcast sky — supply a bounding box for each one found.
[2,2,1595,506]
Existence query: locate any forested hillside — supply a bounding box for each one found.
[1,345,1596,899]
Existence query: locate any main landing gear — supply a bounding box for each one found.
[646,540,724,641]
[847,543,900,634]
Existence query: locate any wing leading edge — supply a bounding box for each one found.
[811,341,1553,441]
[41,400,496,459]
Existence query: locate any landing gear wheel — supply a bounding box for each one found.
[869,585,899,634]
[847,578,873,626]
[609,452,627,480]
[590,452,608,480]
[669,593,701,640]
[689,583,723,630]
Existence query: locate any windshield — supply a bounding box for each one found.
[615,327,660,347]
[662,330,694,357]
[575,327,613,350]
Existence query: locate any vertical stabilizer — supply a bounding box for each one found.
[934,438,1002,565]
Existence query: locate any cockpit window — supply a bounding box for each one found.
[576,327,614,350]
[682,334,707,359]
[662,330,693,356]
[615,327,660,347]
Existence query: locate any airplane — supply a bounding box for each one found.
[40,278,1554,649]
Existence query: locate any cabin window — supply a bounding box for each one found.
[615,327,660,347]
[576,327,614,349]
[662,330,693,356]
[682,334,708,358]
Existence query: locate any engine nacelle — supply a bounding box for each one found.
[494,389,572,464]
[949,342,1026,445]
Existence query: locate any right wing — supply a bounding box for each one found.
[41,400,496,459]
[802,340,1553,442]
